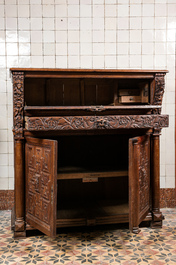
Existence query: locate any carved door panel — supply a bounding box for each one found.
[129,135,150,233]
[25,137,57,237]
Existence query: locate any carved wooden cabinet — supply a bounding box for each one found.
[11,69,169,238]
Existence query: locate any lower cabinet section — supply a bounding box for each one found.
[57,178,129,227]
[24,133,154,237]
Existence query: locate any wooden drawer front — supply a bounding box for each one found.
[25,114,169,131]
[119,95,148,104]
[119,96,141,103]
[119,87,149,104]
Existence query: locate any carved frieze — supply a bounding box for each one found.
[13,72,24,139]
[154,73,165,106]
[25,115,169,131]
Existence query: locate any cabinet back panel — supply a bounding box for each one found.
[84,79,114,106]
[62,79,81,106]
[46,79,64,106]
[25,78,116,106]
[57,177,128,202]
[24,78,46,106]
[24,78,150,107]
[45,79,81,106]
[57,135,129,171]
[118,79,149,89]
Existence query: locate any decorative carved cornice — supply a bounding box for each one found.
[154,73,165,106]
[25,115,169,131]
[13,72,24,139]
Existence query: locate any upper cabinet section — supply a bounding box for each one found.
[23,78,151,107]
[11,69,168,116]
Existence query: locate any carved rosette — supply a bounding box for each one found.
[154,73,165,106]
[13,72,24,139]
[25,115,169,131]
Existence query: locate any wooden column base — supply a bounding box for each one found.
[14,218,25,232]
[151,220,162,229]
[151,210,163,229]
[132,227,141,234]
[14,231,26,238]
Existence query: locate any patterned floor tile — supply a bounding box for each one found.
[1,209,176,264]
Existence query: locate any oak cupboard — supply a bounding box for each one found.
[11,69,169,238]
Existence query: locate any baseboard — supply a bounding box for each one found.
[0,189,175,210]
[160,188,175,208]
[0,190,14,210]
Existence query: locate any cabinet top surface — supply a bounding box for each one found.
[10,68,168,73]
[10,68,168,79]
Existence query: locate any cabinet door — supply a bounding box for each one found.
[129,135,150,233]
[25,137,57,237]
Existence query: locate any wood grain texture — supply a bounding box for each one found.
[25,137,57,237]
[129,135,150,233]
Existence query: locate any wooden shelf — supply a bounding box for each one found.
[24,105,161,110]
[24,105,161,112]
[24,105,161,117]
[57,168,128,181]
[57,200,129,227]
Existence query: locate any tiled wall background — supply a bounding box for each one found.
[0,0,175,190]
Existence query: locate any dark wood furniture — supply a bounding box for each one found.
[11,68,169,238]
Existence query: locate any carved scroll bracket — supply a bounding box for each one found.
[153,128,161,137]
[13,72,24,139]
[153,73,165,109]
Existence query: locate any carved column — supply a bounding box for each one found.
[151,72,166,227]
[12,72,26,237]
[151,128,163,228]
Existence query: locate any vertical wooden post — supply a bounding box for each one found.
[151,129,163,228]
[14,139,25,237]
[129,137,140,234]
[12,71,26,237]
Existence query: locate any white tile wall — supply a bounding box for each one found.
[0,0,175,190]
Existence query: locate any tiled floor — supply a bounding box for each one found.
[1,209,176,264]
